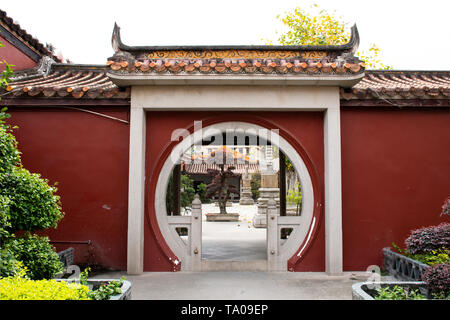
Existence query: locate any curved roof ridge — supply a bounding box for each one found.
[111,23,360,53]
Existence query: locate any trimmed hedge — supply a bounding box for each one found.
[0,108,20,173]
[421,263,450,298]
[405,223,450,255]
[0,264,90,300]
[0,166,64,232]
[8,234,63,280]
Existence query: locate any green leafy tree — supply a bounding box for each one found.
[286,181,302,215]
[0,43,64,279]
[0,41,14,91]
[180,174,195,211]
[250,173,261,200]
[196,182,210,204]
[0,166,63,231]
[266,4,392,70]
[166,172,197,214]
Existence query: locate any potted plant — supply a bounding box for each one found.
[352,263,449,300]
[353,198,450,300]
[383,222,449,281]
[0,263,131,300]
[383,198,449,281]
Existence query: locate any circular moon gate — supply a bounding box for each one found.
[154,122,317,271]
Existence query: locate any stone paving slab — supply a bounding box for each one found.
[91,271,387,300]
[201,203,267,260]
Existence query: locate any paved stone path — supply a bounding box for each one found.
[201,203,267,260]
[92,271,384,300]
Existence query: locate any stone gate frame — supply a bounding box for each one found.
[125,85,345,275]
[106,23,365,275]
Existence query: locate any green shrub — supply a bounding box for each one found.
[197,182,210,204]
[422,263,450,297]
[87,278,125,300]
[404,223,450,255]
[375,285,426,300]
[0,194,11,240]
[250,173,261,200]
[286,181,302,215]
[409,249,450,266]
[180,174,195,210]
[0,245,19,278]
[8,233,63,280]
[0,263,90,300]
[0,166,63,231]
[0,108,21,173]
[80,267,125,300]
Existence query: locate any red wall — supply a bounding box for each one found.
[341,108,450,271]
[6,107,130,270]
[144,111,325,271]
[5,105,449,272]
[0,35,37,71]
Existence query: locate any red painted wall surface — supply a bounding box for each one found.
[0,35,37,71]
[5,105,448,272]
[6,107,130,270]
[144,111,325,272]
[341,108,450,271]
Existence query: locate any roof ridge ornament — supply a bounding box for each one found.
[106,23,365,88]
[110,23,360,53]
[10,55,55,81]
[111,22,122,52]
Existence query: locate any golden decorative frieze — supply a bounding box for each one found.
[302,51,327,59]
[146,50,327,60]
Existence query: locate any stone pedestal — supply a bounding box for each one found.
[253,188,279,227]
[239,168,254,205]
[253,146,280,228]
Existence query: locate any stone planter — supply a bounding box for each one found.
[352,281,428,300]
[59,278,132,300]
[383,247,430,281]
[205,213,239,221]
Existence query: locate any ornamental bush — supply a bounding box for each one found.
[0,108,20,173]
[408,249,450,266]
[375,285,426,300]
[421,263,450,298]
[405,223,450,255]
[8,233,63,280]
[1,57,65,280]
[0,245,19,278]
[0,194,11,240]
[0,166,63,232]
[0,263,90,300]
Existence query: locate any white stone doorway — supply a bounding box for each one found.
[126,85,344,275]
[156,122,315,272]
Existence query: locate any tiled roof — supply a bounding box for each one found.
[0,9,61,62]
[181,146,257,164]
[183,163,260,175]
[106,24,365,78]
[2,59,449,102]
[4,59,129,99]
[341,71,450,100]
[106,58,365,76]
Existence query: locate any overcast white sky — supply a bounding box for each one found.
[2,0,450,70]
